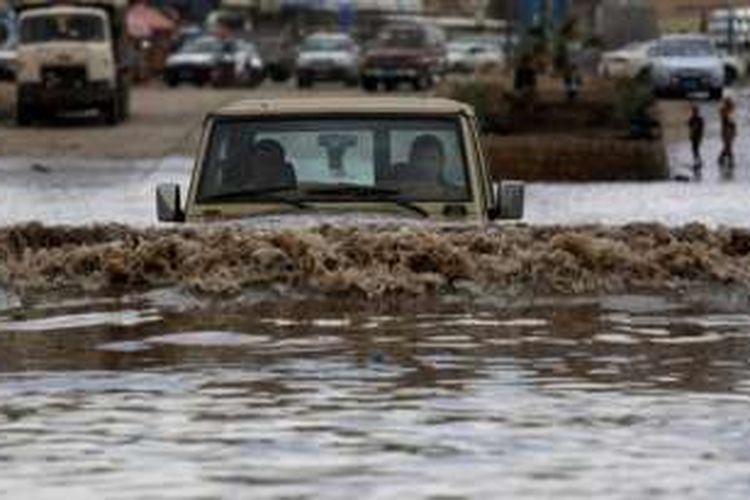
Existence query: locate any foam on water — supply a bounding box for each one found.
[2,222,750,301]
[0,310,162,332]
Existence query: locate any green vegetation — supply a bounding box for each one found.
[439,75,667,182]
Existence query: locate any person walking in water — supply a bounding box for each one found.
[719,97,737,167]
[687,104,705,168]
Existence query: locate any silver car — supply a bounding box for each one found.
[295,32,359,88]
[648,35,725,100]
[446,36,505,74]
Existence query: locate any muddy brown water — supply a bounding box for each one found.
[1,132,750,496]
[2,292,750,498]
[2,222,750,498]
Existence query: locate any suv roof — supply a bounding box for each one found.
[306,32,352,40]
[214,97,473,117]
[20,6,107,18]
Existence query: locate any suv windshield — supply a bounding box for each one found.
[182,37,222,54]
[197,117,471,204]
[302,36,351,52]
[376,26,427,48]
[20,14,105,43]
[651,40,716,57]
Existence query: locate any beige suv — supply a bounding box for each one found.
[156,97,523,224]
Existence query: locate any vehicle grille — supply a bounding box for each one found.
[675,69,710,79]
[368,56,411,69]
[42,65,87,89]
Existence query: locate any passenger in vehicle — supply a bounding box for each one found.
[395,134,464,199]
[249,139,297,189]
[409,134,445,180]
[220,136,254,189]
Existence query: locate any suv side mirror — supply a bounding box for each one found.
[156,183,185,222]
[489,181,524,220]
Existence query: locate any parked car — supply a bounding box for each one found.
[0,12,17,81]
[647,35,725,99]
[296,32,359,88]
[598,40,655,79]
[0,42,16,81]
[361,22,447,92]
[446,35,505,73]
[600,37,741,86]
[170,24,203,53]
[164,36,264,88]
[254,31,296,83]
[156,97,524,224]
[720,51,745,84]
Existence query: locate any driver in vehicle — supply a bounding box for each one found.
[402,134,464,199]
[248,139,297,189]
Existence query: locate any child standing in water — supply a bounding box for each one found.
[687,104,705,167]
[719,97,737,167]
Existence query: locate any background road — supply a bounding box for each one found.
[0,82,378,158]
[0,82,747,228]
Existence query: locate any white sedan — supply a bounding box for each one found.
[447,36,505,74]
[648,35,725,99]
[599,40,655,79]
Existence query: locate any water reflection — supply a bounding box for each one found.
[1,294,750,498]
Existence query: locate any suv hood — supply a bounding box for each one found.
[653,56,722,72]
[193,212,479,231]
[365,47,425,59]
[298,50,354,64]
[167,52,216,66]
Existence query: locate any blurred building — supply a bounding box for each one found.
[226,0,424,14]
[593,0,658,47]
[483,0,604,35]
[651,0,750,33]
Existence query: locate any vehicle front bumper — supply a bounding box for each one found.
[362,66,424,81]
[298,63,357,81]
[18,81,115,109]
[654,71,722,94]
[165,64,214,82]
[0,59,15,81]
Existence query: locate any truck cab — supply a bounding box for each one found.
[15,0,129,125]
[156,97,523,225]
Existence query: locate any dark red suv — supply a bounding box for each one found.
[361,22,447,92]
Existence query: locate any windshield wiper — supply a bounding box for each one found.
[303,184,430,218]
[200,187,312,210]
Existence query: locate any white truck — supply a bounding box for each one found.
[15,0,130,125]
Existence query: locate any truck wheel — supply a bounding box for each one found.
[247,70,263,88]
[16,102,32,126]
[297,73,313,89]
[725,65,738,86]
[269,65,291,83]
[709,88,723,101]
[103,97,121,125]
[384,80,398,92]
[118,89,130,121]
[164,75,179,88]
[362,77,378,92]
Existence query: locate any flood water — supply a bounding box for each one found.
[0,153,748,227]
[2,136,750,497]
[1,293,750,498]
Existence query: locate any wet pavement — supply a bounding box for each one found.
[0,153,747,227]
[1,83,748,228]
[2,294,750,498]
[2,87,750,499]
